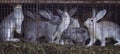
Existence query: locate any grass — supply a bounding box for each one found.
[0,42,119,54]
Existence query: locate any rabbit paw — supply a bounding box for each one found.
[86,44,92,47]
[100,44,105,46]
[9,38,20,42]
[54,41,60,44]
[59,40,65,45]
[114,43,120,46]
[100,43,105,46]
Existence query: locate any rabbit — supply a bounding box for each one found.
[63,13,89,45]
[84,8,120,47]
[53,8,79,44]
[62,27,89,45]
[59,19,80,45]
[52,8,72,44]
[39,10,62,43]
[23,10,61,43]
[60,7,89,45]
[0,4,24,42]
[23,10,48,43]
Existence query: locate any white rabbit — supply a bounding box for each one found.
[0,4,24,42]
[52,9,71,44]
[84,8,120,46]
[54,7,80,44]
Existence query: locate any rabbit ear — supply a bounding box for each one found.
[92,8,96,18]
[56,9,63,16]
[24,10,36,19]
[95,9,107,21]
[45,9,54,17]
[39,10,51,20]
[68,7,78,16]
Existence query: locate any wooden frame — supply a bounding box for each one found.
[0,0,119,4]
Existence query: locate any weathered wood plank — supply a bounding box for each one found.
[0,0,36,3]
[0,0,119,4]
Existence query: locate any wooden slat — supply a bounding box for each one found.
[35,0,90,4]
[0,0,119,4]
[0,0,36,3]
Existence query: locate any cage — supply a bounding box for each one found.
[0,0,120,54]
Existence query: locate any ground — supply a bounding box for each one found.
[0,41,119,54]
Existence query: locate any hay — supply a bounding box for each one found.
[0,42,119,54]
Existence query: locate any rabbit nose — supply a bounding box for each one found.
[64,12,68,15]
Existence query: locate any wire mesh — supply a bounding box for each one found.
[0,0,120,54]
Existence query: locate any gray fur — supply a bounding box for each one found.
[23,10,61,43]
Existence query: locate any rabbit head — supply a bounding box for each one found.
[55,8,78,32]
[56,9,70,20]
[84,8,107,29]
[50,15,61,25]
[70,18,80,28]
[57,7,79,28]
[39,10,61,25]
[24,10,41,21]
[57,7,78,22]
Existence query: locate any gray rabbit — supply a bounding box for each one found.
[62,27,89,45]
[23,10,61,43]
[23,10,47,43]
[62,8,89,45]
[84,8,120,47]
[0,4,24,42]
[39,10,62,43]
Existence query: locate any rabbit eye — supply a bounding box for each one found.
[64,15,67,17]
[91,20,93,21]
[52,16,55,19]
